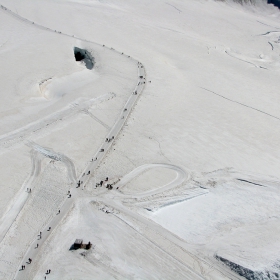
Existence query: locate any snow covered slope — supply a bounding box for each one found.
[0,0,279,279]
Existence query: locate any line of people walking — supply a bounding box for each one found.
[20,226,53,277]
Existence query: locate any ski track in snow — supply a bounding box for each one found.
[0,93,115,151]
[260,30,280,36]
[268,41,274,50]
[0,150,42,243]
[165,2,182,13]
[257,20,280,30]
[225,50,267,69]
[200,87,280,121]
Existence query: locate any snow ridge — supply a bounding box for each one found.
[216,255,280,280]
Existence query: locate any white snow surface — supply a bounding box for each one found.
[0,0,279,279]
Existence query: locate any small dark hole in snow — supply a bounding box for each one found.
[74,51,85,61]
[74,47,94,70]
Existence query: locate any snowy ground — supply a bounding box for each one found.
[0,0,279,279]
[149,169,280,273]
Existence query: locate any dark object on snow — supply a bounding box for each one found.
[71,239,92,250]
[74,47,94,70]
[86,242,92,250]
[73,239,83,249]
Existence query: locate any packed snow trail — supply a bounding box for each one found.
[78,63,146,189]
[14,189,77,280]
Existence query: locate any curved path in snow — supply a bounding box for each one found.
[28,141,77,183]
[114,163,189,198]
